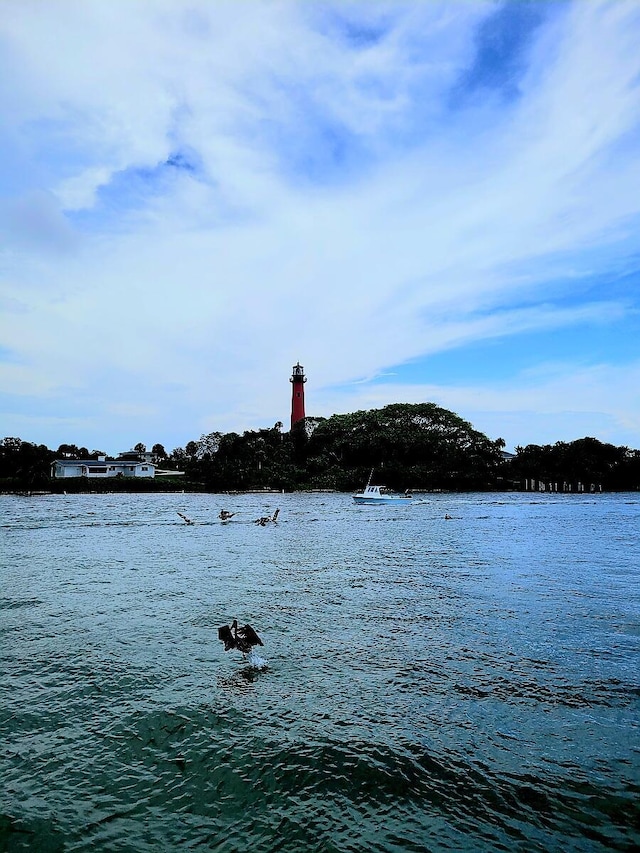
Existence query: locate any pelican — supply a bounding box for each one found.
[219,510,236,521]
[177,512,194,525]
[254,508,280,526]
[218,620,264,654]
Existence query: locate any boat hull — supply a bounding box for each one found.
[353,495,412,504]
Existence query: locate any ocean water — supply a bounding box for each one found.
[1,491,638,852]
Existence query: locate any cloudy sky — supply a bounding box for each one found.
[1,0,639,454]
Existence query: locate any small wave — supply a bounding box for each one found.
[247,650,268,669]
[0,597,43,610]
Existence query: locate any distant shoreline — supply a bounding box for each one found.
[2,487,629,497]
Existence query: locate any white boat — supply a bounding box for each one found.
[353,472,413,504]
[353,484,413,504]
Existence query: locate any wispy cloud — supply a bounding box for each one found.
[1,0,639,452]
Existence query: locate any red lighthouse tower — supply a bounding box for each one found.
[290,362,307,429]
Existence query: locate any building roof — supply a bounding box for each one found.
[53,459,156,467]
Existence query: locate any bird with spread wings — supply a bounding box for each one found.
[218,620,264,654]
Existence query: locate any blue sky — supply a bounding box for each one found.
[1,0,639,454]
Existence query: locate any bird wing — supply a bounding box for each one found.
[238,624,263,646]
[218,625,236,651]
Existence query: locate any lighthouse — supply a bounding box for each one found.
[290,362,306,429]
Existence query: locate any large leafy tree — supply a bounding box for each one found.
[305,403,505,490]
[0,437,55,484]
[57,443,79,458]
[190,426,297,490]
[510,438,638,490]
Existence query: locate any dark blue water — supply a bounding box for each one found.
[1,492,639,852]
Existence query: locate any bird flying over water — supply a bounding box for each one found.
[219,510,236,521]
[177,512,194,525]
[218,620,264,654]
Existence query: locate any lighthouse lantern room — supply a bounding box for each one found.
[290,362,307,428]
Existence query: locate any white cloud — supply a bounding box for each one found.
[1,1,639,452]
[321,360,640,451]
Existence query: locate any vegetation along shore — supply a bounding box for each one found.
[2,403,639,494]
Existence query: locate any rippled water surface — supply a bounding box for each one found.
[1,491,639,852]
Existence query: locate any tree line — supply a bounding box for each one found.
[508,437,640,491]
[1,403,639,492]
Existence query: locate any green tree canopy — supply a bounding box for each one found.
[510,437,637,489]
[305,402,505,490]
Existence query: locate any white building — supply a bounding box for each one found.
[51,456,156,479]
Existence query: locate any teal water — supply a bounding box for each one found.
[1,492,639,852]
